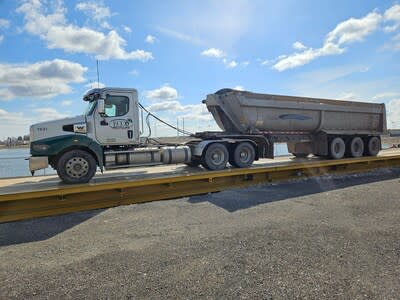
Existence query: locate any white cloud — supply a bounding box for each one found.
[17,0,153,61]
[387,99,400,128]
[241,61,250,67]
[0,109,32,140]
[85,81,106,89]
[293,41,307,50]
[157,26,204,45]
[338,92,357,101]
[273,42,345,71]
[383,4,400,32]
[225,60,238,68]
[0,35,3,44]
[326,12,382,45]
[130,69,139,76]
[76,1,111,23]
[201,48,226,58]
[373,92,400,100]
[145,85,178,101]
[61,100,73,106]
[34,107,69,121]
[145,35,156,44]
[0,19,10,28]
[233,85,244,91]
[273,9,383,71]
[122,25,132,33]
[0,59,87,100]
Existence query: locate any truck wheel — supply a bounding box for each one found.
[349,137,364,158]
[329,137,345,159]
[367,136,380,156]
[230,142,255,168]
[56,149,97,184]
[292,153,309,158]
[201,143,229,170]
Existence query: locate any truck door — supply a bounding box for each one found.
[94,91,137,145]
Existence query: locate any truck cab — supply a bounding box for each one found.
[29,88,142,183]
[85,88,140,145]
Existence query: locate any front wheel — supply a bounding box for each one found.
[56,149,97,184]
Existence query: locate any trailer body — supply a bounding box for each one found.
[28,87,386,184]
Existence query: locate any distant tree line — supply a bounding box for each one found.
[0,135,29,147]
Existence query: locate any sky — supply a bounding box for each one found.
[0,0,400,139]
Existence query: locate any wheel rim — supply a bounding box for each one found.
[331,138,345,159]
[351,138,364,157]
[210,149,225,165]
[66,157,89,178]
[238,147,252,164]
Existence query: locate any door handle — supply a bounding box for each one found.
[101,120,108,126]
[128,130,133,139]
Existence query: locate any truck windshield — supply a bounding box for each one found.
[85,100,97,116]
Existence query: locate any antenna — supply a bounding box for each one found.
[96,60,100,88]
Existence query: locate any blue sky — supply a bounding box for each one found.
[0,0,400,139]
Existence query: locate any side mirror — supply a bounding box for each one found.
[97,99,105,115]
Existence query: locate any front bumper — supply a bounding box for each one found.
[29,156,49,174]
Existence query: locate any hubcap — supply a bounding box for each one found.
[239,148,251,163]
[211,149,224,165]
[66,157,89,178]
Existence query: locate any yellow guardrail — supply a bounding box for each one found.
[1,154,400,223]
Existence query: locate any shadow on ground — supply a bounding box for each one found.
[188,168,400,212]
[0,209,104,247]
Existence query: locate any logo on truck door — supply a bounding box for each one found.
[109,119,133,129]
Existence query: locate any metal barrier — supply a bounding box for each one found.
[1,153,400,223]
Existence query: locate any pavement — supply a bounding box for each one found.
[0,168,400,299]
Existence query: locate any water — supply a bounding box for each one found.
[0,148,55,178]
[0,144,290,179]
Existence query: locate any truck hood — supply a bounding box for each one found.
[30,115,87,142]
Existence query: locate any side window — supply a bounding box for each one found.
[104,95,129,117]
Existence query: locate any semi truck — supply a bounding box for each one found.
[29,87,386,184]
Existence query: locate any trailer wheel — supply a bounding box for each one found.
[349,137,364,158]
[230,142,256,168]
[367,136,380,156]
[329,137,346,159]
[201,143,229,170]
[56,149,97,184]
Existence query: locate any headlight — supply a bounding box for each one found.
[32,144,50,151]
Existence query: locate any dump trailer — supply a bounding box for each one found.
[29,87,386,184]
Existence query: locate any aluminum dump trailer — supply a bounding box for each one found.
[204,89,386,135]
[200,89,386,159]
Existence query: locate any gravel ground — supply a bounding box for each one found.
[1,168,400,299]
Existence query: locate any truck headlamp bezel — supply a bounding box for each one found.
[32,144,50,152]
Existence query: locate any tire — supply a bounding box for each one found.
[56,149,97,184]
[367,136,380,156]
[292,153,309,158]
[201,143,229,170]
[349,137,364,158]
[230,142,255,168]
[329,137,346,159]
